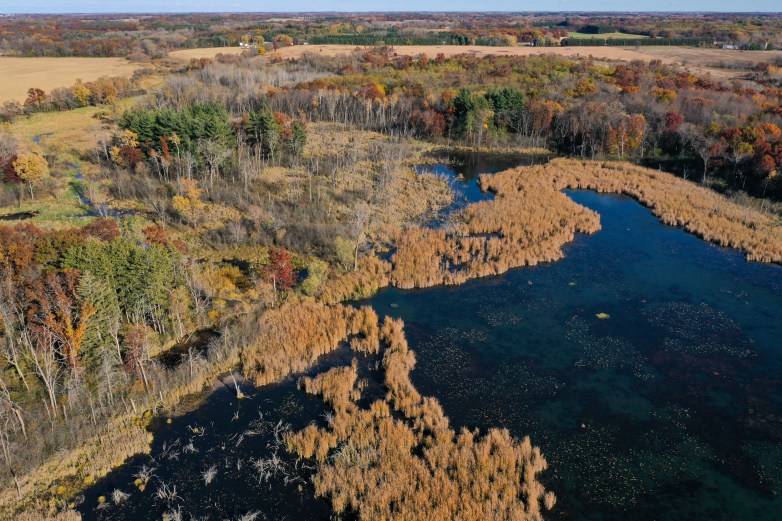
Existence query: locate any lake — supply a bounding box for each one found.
[80,155,782,520]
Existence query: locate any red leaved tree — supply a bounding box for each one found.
[27,270,95,371]
[262,247,296,293]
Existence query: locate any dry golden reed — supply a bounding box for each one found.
[17,510,82,521]
[390,165,602,289]
[286,315,555,521]
[318,257,391,305]
[241,301,379,385]
[537,159,782,263]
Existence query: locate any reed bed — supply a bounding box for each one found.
[241,301,379,385]
[286,316,555,521]
[390,167,602,289]
[318,257,391,305]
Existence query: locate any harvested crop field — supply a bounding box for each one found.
[168,46,246,60]
[634,46,782,79]
[270,43,654,61]
[0,57,140,103]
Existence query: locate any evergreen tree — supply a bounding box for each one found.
[485,87,525,133]
[77,271,121,369]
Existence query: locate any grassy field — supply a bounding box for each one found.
[567,31,649,39]
[9,105,107,156]
[2,98,145,229]
[0,57,140,104]
[8,98,136,160]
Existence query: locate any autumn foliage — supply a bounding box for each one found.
[261,247,297,292]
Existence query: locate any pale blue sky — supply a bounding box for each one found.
[0,1,780,14]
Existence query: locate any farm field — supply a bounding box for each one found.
[0,57,140,103]
[168,46,246,60]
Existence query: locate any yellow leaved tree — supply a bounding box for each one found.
[13,153,49,200]
[171,178,206,223]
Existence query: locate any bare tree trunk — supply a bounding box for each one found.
[0,430,22,499]
[0,378,26,438]
[23,331,60,418]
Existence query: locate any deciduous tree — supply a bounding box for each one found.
[12,154,49,199]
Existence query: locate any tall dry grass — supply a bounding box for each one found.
[390,166,602,289]
[241,301,379,385]
[17,510,81,521]
[318,257,391,305]
[286,315,555,521]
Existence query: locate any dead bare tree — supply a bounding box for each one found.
[0,377,26,438]
[349,201,372,271]
[22,328,62,419]
[0,422,22,499]
[0,283,29,390]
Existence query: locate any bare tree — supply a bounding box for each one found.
[0,422,22,498]
[0,286,29,390]
[349,202,372,271]
[678,123,722,185]
[0,377,25,438]
[23,328,63,418]
[199,138,230,191]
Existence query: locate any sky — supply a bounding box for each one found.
[0,1,780,14]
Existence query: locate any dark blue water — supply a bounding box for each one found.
[80,157,782,520]
[363,189,782,520]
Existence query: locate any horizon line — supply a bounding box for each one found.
[4,10,782,15]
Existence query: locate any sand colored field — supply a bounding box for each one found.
[168,46,246,60]
[270,43,654,61]
[567,31,649,39]
[633,46,782,65]
[0,57,140,103]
